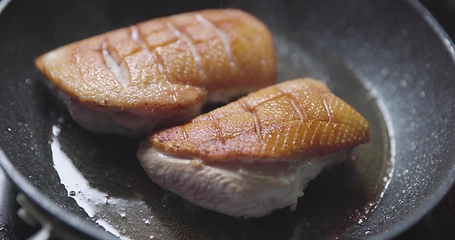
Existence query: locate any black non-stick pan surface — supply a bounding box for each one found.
[1,0,455,239]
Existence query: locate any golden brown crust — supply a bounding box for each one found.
[150,79,370,161]
[34,9,275,113]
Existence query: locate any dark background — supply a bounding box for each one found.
[1,0,455,239]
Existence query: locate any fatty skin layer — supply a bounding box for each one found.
[149,78,370,161]
[34,9,275,116]
[138,142,349,217]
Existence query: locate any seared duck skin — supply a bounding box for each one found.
[137,78,370,217]
[35,9,275,136]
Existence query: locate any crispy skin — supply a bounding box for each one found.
[149,78,370,161]
[34,9,275,116]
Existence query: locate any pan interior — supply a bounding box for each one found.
[15,0,455,239]
[42,30,392,240]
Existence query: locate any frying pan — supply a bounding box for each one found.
[1,0,455,239]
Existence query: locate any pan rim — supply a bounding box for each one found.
[370,1,455,239]
[0,0,455,239]
[0,149,117,240]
